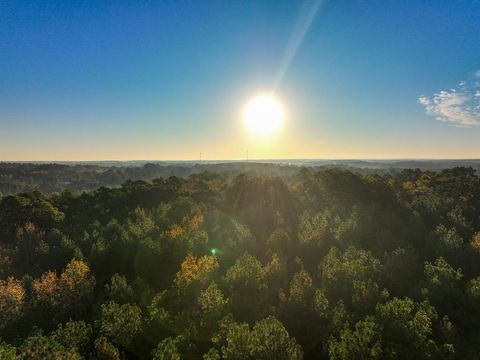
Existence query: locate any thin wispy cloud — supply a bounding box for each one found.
[418,70,480,127]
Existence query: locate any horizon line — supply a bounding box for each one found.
[1,158,480,163]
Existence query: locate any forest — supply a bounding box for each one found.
[2,161,479,196]
[0,166,480,359]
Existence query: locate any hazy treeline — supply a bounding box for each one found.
[0,167,480,359]
[0,163,302,195]
[2,161,480,196]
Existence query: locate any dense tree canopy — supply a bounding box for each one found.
[0,166,479,358]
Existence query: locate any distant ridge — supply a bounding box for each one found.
[2,159,480,168]
[1,160,480,196]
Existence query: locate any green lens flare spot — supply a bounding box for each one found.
[211,248,217,255]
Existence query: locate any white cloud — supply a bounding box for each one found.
[418,70,480,127]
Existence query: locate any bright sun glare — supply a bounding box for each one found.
[243,95,284,136]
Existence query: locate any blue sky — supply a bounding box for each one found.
[1,0,480,160]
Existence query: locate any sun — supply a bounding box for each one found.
[243,95,285,136]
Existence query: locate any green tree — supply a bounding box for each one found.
[19,335,81,360]
[210,315,302,360]
[223,253,269,322]
[328,298,455,360]
[320,246,383,317]
[328,316,382,360]
[50,320,92,355]
[105,273,135,304]
[98,301,143,348]
[0,341,17,360]
[279,269,329,355]
[152,336,183,360]
[93,337,121,360]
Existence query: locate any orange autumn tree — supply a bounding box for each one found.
[165,214,204,239]
[32,259,95,318]
[174,253,219,303]
[0,277,25,328]
[471,231,480,252]
[59,259,95,315]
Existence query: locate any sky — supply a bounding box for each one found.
[1,0,480,161]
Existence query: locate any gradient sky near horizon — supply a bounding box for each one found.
[1,0,480,161]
